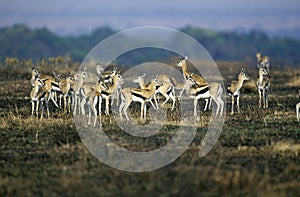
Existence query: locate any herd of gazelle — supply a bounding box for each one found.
[29,54,300,124]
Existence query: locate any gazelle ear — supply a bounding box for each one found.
[241,68,244,73]
[141,73,146,78]
[185,56,188,60]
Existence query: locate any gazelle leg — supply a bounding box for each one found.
[140,103,144,120]
[178,83,187,101]
[46,99,49,118]
[123,101,131,121]
[143,103,147,121]
[237,95,240,114]
[231,95,234,115]
[153,94,159,109]
[73,94,77,115]
[162,96,170,107]
[204,98,209,111]
[258,90,262,109]
[119,99,125,121]
[68,96,71,113]
[98,96,102,116]
[36,101,39,117]
[40,101,44,119]
[194,98,198,118]
[265,89,269,108]
[50,91,59,108]
[92,97,100,126]
[218,97,224,115]
[211,96,220,116]
[149,99,157,110]
[80,97,87,116]
[105,97,110,115]
[296,103,300,122]
[170,91,176,111]
[88,100,92,125]
[31,101,35,117]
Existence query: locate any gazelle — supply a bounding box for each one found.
[132,73,177,110]
[30,68,40,87]
[176,56,210,111]
[58,76,75,113]
[119,76,163,121]
[79,68,119,116]
[30,77,49,119]
[227,68,251,114]
[31,68,61,108]
[72,68,90,115]
[186,77,224,118]
[256,66,270,109]
[84,79,109,126]
[132,74,158,110]
[101,72,124,115]
[256,52,270,72]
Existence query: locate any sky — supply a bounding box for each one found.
[1,0,300,38]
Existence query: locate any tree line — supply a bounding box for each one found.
[0,24,299,67]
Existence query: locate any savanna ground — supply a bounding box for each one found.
[0,60,300,196]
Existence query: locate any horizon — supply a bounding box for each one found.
[1,0,300,39]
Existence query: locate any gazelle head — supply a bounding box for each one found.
[80,70,90,79]
[31,68,40,78]
[66,75,75,84]
[132,73,146,84]
[238,68,251,81]
[96,63,104,76]
[53,71,61,82]
[176,56,188,68]
[258,66,269,76]
[151,75,163,87]
[96,78,109,92]
[114,73,124,85]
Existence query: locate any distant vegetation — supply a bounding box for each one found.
[0,24,300,67]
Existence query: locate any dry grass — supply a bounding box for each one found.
[0,63,300,196]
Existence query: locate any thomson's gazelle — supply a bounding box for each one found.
[256,52,270,72]
[58,76,75,113]
[72,68,90,115]
[132,74,158,110]
[31,68,60,108]
[256,66,270,109]
[119,76,163,121]
[227,68,251,114]
[132,73,176,110]
[186,77,224,118]
[101,72,124,115]
[176,56,210,110]
[84,79,109,126]
[30,78,49,119]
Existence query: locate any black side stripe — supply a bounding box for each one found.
[196,87,209,96]
[131,92,147,100]
[51,82,60,88]
[101,91,110,96]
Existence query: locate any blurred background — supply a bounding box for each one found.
[0,0,300,66]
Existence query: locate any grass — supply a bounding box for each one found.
[0,64,300,196]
